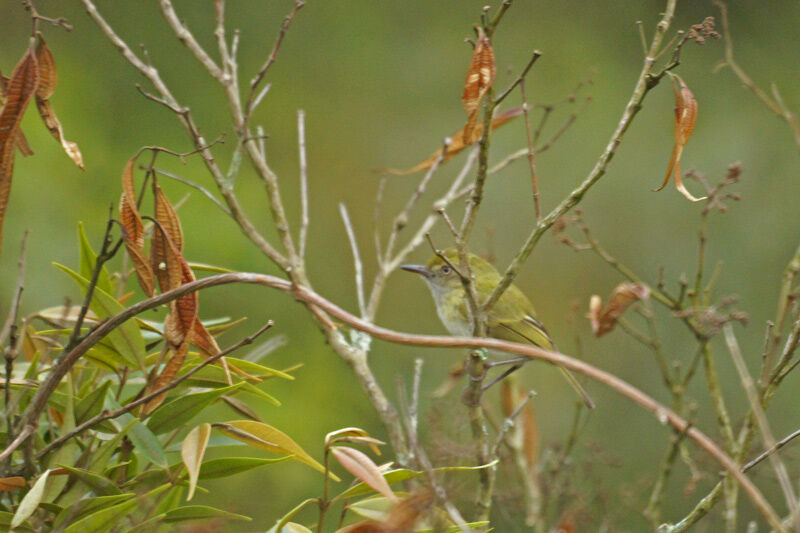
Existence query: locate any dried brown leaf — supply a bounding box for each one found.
[0,48,38,254]
[119,157,155,296]
[589,283,651,337]
[142,338,190,415]
[381,107,523,175]
[461,27,496,143]
[0,74,34,157]
[0,476,26,491]
[150,184,185,293]
[34,36,83,169]
[656,74,704,201]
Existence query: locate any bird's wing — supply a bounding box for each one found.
[488,314,555,351]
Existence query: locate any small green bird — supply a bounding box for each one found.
[402,248,594,409]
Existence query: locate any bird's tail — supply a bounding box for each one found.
[558,366,595,409]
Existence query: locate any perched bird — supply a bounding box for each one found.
[402,248,594,409]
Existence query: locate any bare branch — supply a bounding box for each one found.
[339,203,366,317]
[298,110,310,259]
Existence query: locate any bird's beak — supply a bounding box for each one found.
[400,264,432,278]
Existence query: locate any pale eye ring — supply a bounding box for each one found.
[441,265,452,274]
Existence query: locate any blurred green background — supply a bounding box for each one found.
[2,0,800,530]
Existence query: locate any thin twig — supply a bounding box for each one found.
[519,80,540,219]
[723,324,798,524]
[339,203,366,317]
[245,1,305,119]
[298,110,310,259]
[149,167,231,216]
[483,0,679,314]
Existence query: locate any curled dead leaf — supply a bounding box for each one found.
[589,282,650,337]
[655,74,705,202]
[462,26,496,143]
[380,107,523,175]
[119,157,155,296]
[331,446,397,502]
[34,35,84,169]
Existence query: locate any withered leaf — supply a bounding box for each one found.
[151,183,185,293]
[381,107,523,175]
[0,74,33,157]
[34,35,84,169]
[589,282,650,337]
[462,26,496,143]
[119,157,155,296]
[655,74,705,202]
[0,476,26,491]
[0,47,38,254]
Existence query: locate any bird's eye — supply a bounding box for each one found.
[441,265,452,274]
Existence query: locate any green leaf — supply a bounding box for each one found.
[54,263,145,370]
[0,510,34,531]
[11,469,50,529]
[43,377,77,503]
[75,380,112,424]
[53,494,135,532]
[106,397,168,469]
[181,424,210,501]
[55,465,121,496]
[348,495,392,522]
[146,383,244,435]
[265,499,317,533]
[212,420,337,480]
[87,419,136,474]
[187,262,234,274]
[198,456,291,479]
[62,484,169,533]
[78,222,113,295]
[163,505,251,523]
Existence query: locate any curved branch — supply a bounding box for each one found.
[6,271,783,529]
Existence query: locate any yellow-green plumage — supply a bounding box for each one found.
[403,249,594,408]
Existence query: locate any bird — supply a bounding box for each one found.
[401,248,594,409]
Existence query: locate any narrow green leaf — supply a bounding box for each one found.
[11,469,50,529]
[265,498,317,533]
[44,377,77,503]
[53,494,135,532]
[78,222,113,295]
[187,262,234,273]
[0,510,35,531]
[198,456,291,479]
[212,420,336,480]
[106,397,168,469]
[181,424,210,501]
[54,263,145,370]
[55,465,121,496]
[146,383,244,435]
[75,380,112,424]
[163,505,251,523]
[62,483,169,533]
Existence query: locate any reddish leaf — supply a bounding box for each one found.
[0,477,25,491]
[119,157,155,296]
[150,184,184,293]
[588,283,651,337]
[0,48,39,254]
[381,107,523,175]
[142,338,190,415]
[331,446,397,502]
[34,35,84,169]
[0,75,33,157]
[656,74,704,201]
[461,27,496,143]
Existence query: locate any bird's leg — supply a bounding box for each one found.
[482,363,523,392]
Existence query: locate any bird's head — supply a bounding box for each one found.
[401,248,500,296]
